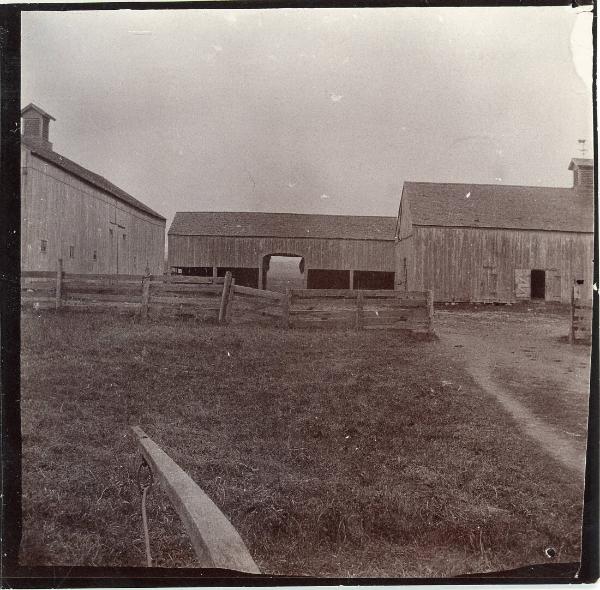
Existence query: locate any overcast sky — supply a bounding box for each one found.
[22,7,593,229]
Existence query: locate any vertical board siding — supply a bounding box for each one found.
[168,235,396,272]
[408,225,593,303]
[21,147,166,275]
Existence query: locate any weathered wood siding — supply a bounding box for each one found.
[394,193,415,291]
[405,225,593,303]
[168,235,395,272]
[21,146,165,274]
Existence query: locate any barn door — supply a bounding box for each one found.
[545,270,562,302]
[514,269,531,299]
[482,266,498,301]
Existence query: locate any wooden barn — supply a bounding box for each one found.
[395,158,594,303]
[21,103,166,275]
[168,212,397,290]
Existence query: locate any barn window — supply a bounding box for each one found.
[69,245,75,259]
[122,233,127,241]
[93,250,97,261]
[109,228,114,237]
[40,239,47,253]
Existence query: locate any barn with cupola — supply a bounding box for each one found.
[21,103,166,275]
[395,158,594,303]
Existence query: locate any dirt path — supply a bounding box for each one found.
[436,308,590,475]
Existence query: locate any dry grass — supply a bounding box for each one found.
[20,309,584,577]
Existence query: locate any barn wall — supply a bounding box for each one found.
[168,235,396,272]
[394,192,415,291]
[21,146,166,274]
[410,225,593,303]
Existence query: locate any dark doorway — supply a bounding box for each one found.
[354,271,395,290]
[530,269,546,299]
[217,267,259,288]
[307,269,350,289]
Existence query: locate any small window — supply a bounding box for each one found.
[69,245,75,259]
[93,250,97,261]
[109,228,114,237]
[122,233,126,241]
[40,239,47,253]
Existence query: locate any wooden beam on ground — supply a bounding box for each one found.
[131,426,260,574]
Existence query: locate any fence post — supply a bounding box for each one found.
[55,258,63,310]
[356,291,364,330]
[141,268,151,319]
[219,271,233,324]
[282,288,291,329]
[226,278,235,323]
[427,290,434,333]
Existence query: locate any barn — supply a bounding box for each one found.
[167,212,397,290]
[395,158,594,303]
[21,103,166,275]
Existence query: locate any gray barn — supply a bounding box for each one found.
[395,158,594,303]
[168,212,397,289]
[21,103,166,275]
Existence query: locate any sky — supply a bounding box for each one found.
[22,7,593,231]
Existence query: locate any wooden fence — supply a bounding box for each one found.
[131,426,260,573]
[570,282,592,344]
[283,289,434,332]
[230,284,283,321]
[21,260,235,323]
[22,262,433,332]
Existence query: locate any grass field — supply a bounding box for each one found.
[20,309,585,577]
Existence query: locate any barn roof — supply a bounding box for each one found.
[402,182,593,233]
[22,136,166,221]
[169,211,397,241]
[21,103,56,121]
[569,158,593,169]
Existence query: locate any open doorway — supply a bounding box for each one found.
[530,269,546,299]
[264,255,304,292]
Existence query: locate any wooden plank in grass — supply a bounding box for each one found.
[131,426,260,574]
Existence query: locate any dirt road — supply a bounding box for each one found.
[435,306,591,474]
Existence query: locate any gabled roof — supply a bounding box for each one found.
[402,181,593,233]
[569,158,594,169]
[169,211,397,241]
[22,136,166,221]
[21,103,56,121]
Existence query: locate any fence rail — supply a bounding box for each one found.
[131,426,260,573]
[285,288,434,332]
